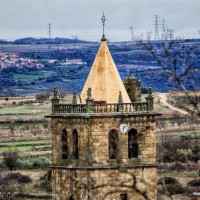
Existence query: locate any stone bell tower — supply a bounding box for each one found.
[47,13,159,200]
[124,69,141,103]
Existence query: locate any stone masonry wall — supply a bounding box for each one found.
[51,114,157,200]
[51,114,156,167]
[52,167,157,200]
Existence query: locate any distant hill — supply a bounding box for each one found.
[13,37,93,44]
[0,39,8,44]
[0,37,93,45]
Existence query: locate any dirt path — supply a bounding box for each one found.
[158,93,188,115]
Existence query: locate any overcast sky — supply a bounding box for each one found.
[0,0,199,42]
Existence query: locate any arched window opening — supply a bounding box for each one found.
[109,129,119,159]
[72,129,79,159]
[120,193,128,200]
[61,129,68,159]
[128,129,138,158]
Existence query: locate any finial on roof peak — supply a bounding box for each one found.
[137,74,141,82]
[87,88,92,99]
[118,91,123,103]
[148,84,152,96]
[131,69,134,77]
[53,87,58,99]
[101,12,107,41]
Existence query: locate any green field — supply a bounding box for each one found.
[0,105,34,114]
[14,71,54,81]
[0,139,51,153]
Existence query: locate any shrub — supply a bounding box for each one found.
[170,162,186,171]
[32,157,51,168]
[16,159,33,169]
[0,161,6,169]
[157,177,179,185]
[2,150,19,170]
[18,175,32,183]
[5,172,22,181]
[177,149,192,163]
[157,177,184,195]
[188,179,200,187]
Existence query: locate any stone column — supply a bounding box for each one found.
[86,88,94,113]
[51,87,60,114]
[145,84,154,111]
[118,91,123,112]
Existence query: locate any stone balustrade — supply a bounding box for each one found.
[52,102,151,115]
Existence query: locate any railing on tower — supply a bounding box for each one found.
[51,86,154,115]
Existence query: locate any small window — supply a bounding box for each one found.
[109,129,119,159]
[61,129,68,159]
[72,129,79,159]
[120,193,127,200]
[128,129,138,158]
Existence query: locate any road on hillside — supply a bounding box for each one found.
[158,93,188,115]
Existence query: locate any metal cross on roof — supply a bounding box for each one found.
[101,12,107,39]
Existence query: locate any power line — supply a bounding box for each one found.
[153,15,160,40]
[167,29,174,40]
[146,31,152,41]
[161,19,167,40]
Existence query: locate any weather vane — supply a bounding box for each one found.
[101,12,107,40]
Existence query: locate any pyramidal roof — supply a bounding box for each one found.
[80,40,131,104]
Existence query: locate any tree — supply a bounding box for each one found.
[8,122,15,137]
[2,150,19,171]
[0,171,17,200]
[140,40,200,117]
[44,89,52,100]
[59,89,68,101]
[35,93,46,103]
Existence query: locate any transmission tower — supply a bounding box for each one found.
[167,29,174,40]
[198,29,200,38]
[48,23,51,39]
[146,31,152,41]
[72,35,78,48]
[153,15,160,40]
[161,19,167,40]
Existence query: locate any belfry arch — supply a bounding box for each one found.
[108,129,119,159]
[61,129,68,159]
[72,129,79,159]
[128,128,138,158]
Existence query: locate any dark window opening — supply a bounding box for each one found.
[61,129,68,159]
[120,193,128,200]
[72,129,79,159]
[128,129,138,158]
[69,195,73,200]
[109,129,119,159]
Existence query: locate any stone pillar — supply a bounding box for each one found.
[86,88,94,113]
[72,93,77,104]
[51,87,60,114]
[118,91,123,112]
[136,75,141,102]
[145,84,154,111]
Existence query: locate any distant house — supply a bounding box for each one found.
[47,59,59,64]
[65,59,86,65]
